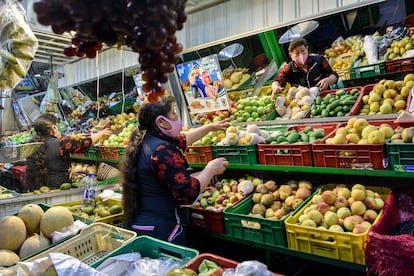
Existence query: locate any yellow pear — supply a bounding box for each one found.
[362,125,378,139]
[367,130,385,144]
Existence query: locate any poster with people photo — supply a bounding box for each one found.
[176,54,231,114]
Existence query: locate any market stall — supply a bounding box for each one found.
[1,0,414,275]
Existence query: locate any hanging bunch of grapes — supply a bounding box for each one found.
[32,0,187,102]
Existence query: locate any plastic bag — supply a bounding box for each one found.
[363,35,378,64]
[40,72,62,113]
[14,253,107,276]
[222,260,273,276]
[0,0,38,89]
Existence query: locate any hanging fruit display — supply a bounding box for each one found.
[32,0,188,102]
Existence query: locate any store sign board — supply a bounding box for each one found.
[176,54,231,114]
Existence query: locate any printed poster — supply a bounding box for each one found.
[176,54,231,114]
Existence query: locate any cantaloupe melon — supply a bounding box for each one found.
[0,249,20,266]
[18,204,44,236]
[19,233,51,259]
[0,216,27,251]
[40,206,74,239]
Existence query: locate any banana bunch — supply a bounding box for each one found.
[0,3,38,90]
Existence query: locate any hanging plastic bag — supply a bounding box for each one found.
[363,35,378,65]
[0,0,38,89]
[40,72,62,114]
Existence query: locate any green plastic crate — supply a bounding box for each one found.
[109,98,136,115]
[386,142,414,170]
[212,144,257,164]
[85,147,100,159]
[90,235,199,268]
[223,190,315,247]
[350,59,386,79]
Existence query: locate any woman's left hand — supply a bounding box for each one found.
[316,77,331,91]
[209,118,231,131]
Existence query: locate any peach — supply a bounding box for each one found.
[333,184,347,195]
[337,187,351,199]
[352,184,366,191]
[311,194,322,204]
[324,211,338,226]
[329,224,344,232]
[298,214,310,223]
[317,201,331,214]
[336,207,352,219]
[321,190,336,205]
[363,197,377,210]
[301,219,317,228]
[343,216,359,231]
[365,190,375,198]
[334,196,349,209]
[307,209,324,225]
[353,223,369,234]
[363,209,378,223]
[374,198,385,210]
[351,201,367,216]
[351,189,366,201]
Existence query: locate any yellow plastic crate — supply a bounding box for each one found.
[54,199,123,227]
[24,222,136,265]
[284,184,391,264]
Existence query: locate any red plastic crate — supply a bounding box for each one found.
[185,253,239,271]
[352,84,412,116]
[185,253,285,275]
[312,120,397,169]
[257,123,339,167]
[385,56,414,73]
[185,145,213,163]
[12,165,26,189]
[70,152,86,157]
[188,206,225,234]
[98,146,120,160]
[366,188,414,275]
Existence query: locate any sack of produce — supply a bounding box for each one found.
[0,0,38,89]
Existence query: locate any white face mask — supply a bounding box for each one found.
[156,115,182,138]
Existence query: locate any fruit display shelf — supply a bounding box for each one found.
[0,178,120,218]
[187,164,413,272]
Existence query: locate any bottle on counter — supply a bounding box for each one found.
[81,173,97,211]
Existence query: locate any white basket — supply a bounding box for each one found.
[0,142,43,163]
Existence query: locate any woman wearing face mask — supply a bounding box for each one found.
[271,38,338,98]
[121,95,230,245]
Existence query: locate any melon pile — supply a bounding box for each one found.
[0,204,74,267]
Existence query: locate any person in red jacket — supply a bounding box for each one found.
[272,38,338,98]
[25,114,111,190]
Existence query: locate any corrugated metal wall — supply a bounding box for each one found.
[60,0,385,87]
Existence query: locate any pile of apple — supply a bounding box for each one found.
[1,131,34,146]
[357,73,413,116]
[296,183,385,235]
[230,95,276,122]
[243,179,313,229]
[191,177,254,210]
[101,122,137,147]
[107,112,137,131]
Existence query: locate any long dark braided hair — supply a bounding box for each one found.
[25,114,57,191]
[121,95,176,228]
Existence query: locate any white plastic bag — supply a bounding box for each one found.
[363,35,378,64]
[0,0,38,89]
